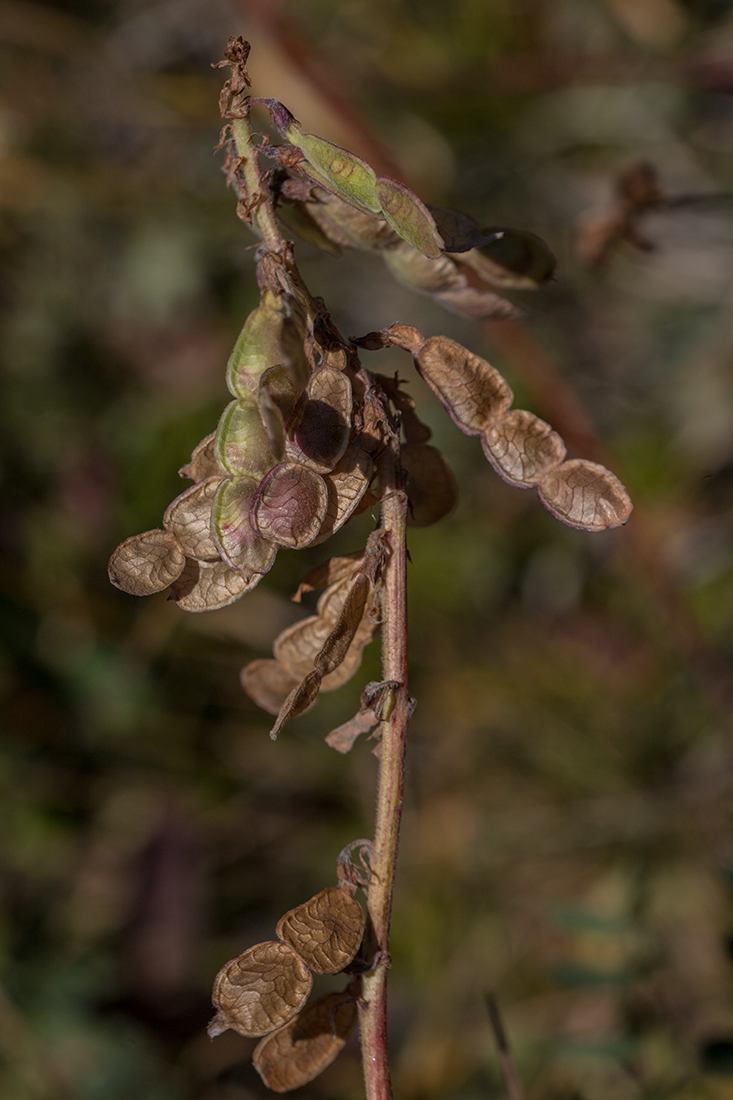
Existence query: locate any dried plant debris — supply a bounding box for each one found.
[208,941,313,1039]
[276,887,366,975]
[253,990,359,1092]
[577,161,667,268]
[163,477,224,561]
[384,326,632,532]
[108,530,186,597]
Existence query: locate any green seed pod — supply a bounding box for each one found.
[226,292,308,399]
[285,124,382,217]
[376,176,444,259]
[215,395,277,478]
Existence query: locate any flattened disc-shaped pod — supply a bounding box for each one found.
[163,476,223,560]
[254,463,329,549]
[401,443,458,527]
[108,529,185,596]
[215,396,277,478]
[482,410,566,488]
[170,557,261,612]
[253,992,359,1092]
[415,336,513,436]
[212,476,278,575]
[178,432,218,482]
[286,368,352,473]
[209,941,313,1039]
[276,887,366,974]
[311,445,374,546]
[226,300,286,398]
[274,615,334,681]
[538,459,633,532]
[240,659,300,717]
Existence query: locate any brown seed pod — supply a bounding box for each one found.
[274,614,334,681]
[276,887,366,975]
[252,990,359,1092]
[481,409,566,488]
[414,336,513,436]
[286,367,352,473]
[108,529,186,596]
[312,445,374,545]
[208,941,313,1039]
[400,442,459,527]
[304,187,398,251]
[253,462,329,549]
[170,556,261,612]
[292,551,365,602]
[537,459,633,532]
[240,659,301,716]
[163,476,224,561]
[178,431,218,482]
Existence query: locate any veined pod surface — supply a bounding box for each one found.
[212,476,278,575]
[311,444,374,545]
[383,241,466,295]
[482,410,566,488]
[253,462,329,548]
[208,941,312,1039]
[376,176,444,259]
[538,459,633,532]
[415,335,513,436]
[286,368,352,473]
[108,529,185,596]
[215,395,277,478]
[286,125,382,217]
[226,297,287,398]
[178,431,217,482]
[253,991,358,1093]
[170,556,261,612]
[276,887,365,975]
[163,476,224,560]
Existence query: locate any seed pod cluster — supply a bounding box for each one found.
[108,279,376,612]
[208,885,364,1090]
[386,326,632,532]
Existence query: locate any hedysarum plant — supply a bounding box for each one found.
[108,38,633,1098]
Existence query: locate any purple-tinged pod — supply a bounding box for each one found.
[482,410,566,488]
[414,336,513,436]
[285,124,382,217]
[215,395,277,478]
[212,476,278,576]
[537,459,633,532]
[285,368,352,474]
[383,241,465,295]
[163,476,224,560]
[253,462,329,549]
[311,445,374,545]
[376,177,444,259]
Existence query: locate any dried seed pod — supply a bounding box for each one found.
[211,476,278,575]
[538,459,633,532]
[376,176,443,259]
[401,443,459,527]
[259,364,300,428]
[269,669,323,739]
[240,659,301,717]
[415,336,513,436]
[209,941,313,1039]
[311,445,374,545]
[163,476,224,560]
[178,432,218,482]
[383,241,465,295]
[254,462,329,549]
[215,395,277,478]
[252,990,359,1093]
[304,187,398,251]
[170,556,262,612]
[434,284,521,320]
[320,609,378,691]
[391,389,432,444]
[427,204,486,252]
[481,409,566,488]
[315,575,358,625]
[286,368,352,473]
[457,228,556,289]
[286,126,382,217]
[108,529,186,596]
[292,551,365,603]
[274,614,335,680]
[276,887,365,975]
[314,575,369,677]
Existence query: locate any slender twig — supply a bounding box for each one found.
[485,993,526,1100]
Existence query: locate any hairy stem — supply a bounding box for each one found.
[360,448,410,1100]
[230,113,285,252]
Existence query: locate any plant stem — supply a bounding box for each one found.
[360,448,410,1100]
[230,114,285,252]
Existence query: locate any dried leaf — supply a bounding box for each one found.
[401,443,459,527]
[482,410,566,488]
[270,669,322,740]
[314,575,369,676]
[252,991,358,1092]
[376,177,443,258]
[274,615,334,680]
[292,552,365,602]
[212,476,278,575]
[240,659,300,716]
[215,395,277,477]
[286,368,352,473]
[311,445,374,545]
[276,887,366,975]
[325,707,378,753]
[178,432,218,482]
[208,941,312,1039]
[163,476,224,560]
[458,228,556,289]
[305,187,398,251]
[108,529,186,596]
[170,556,261,612]
[254,462,329,548]
[287,127,382,216]
[435,285,521,320]
[537,459,633,532]
[415,336,513,436]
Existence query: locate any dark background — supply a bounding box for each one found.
[2,1,733,1097]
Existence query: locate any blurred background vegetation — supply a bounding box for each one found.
[2,1,733,1098]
